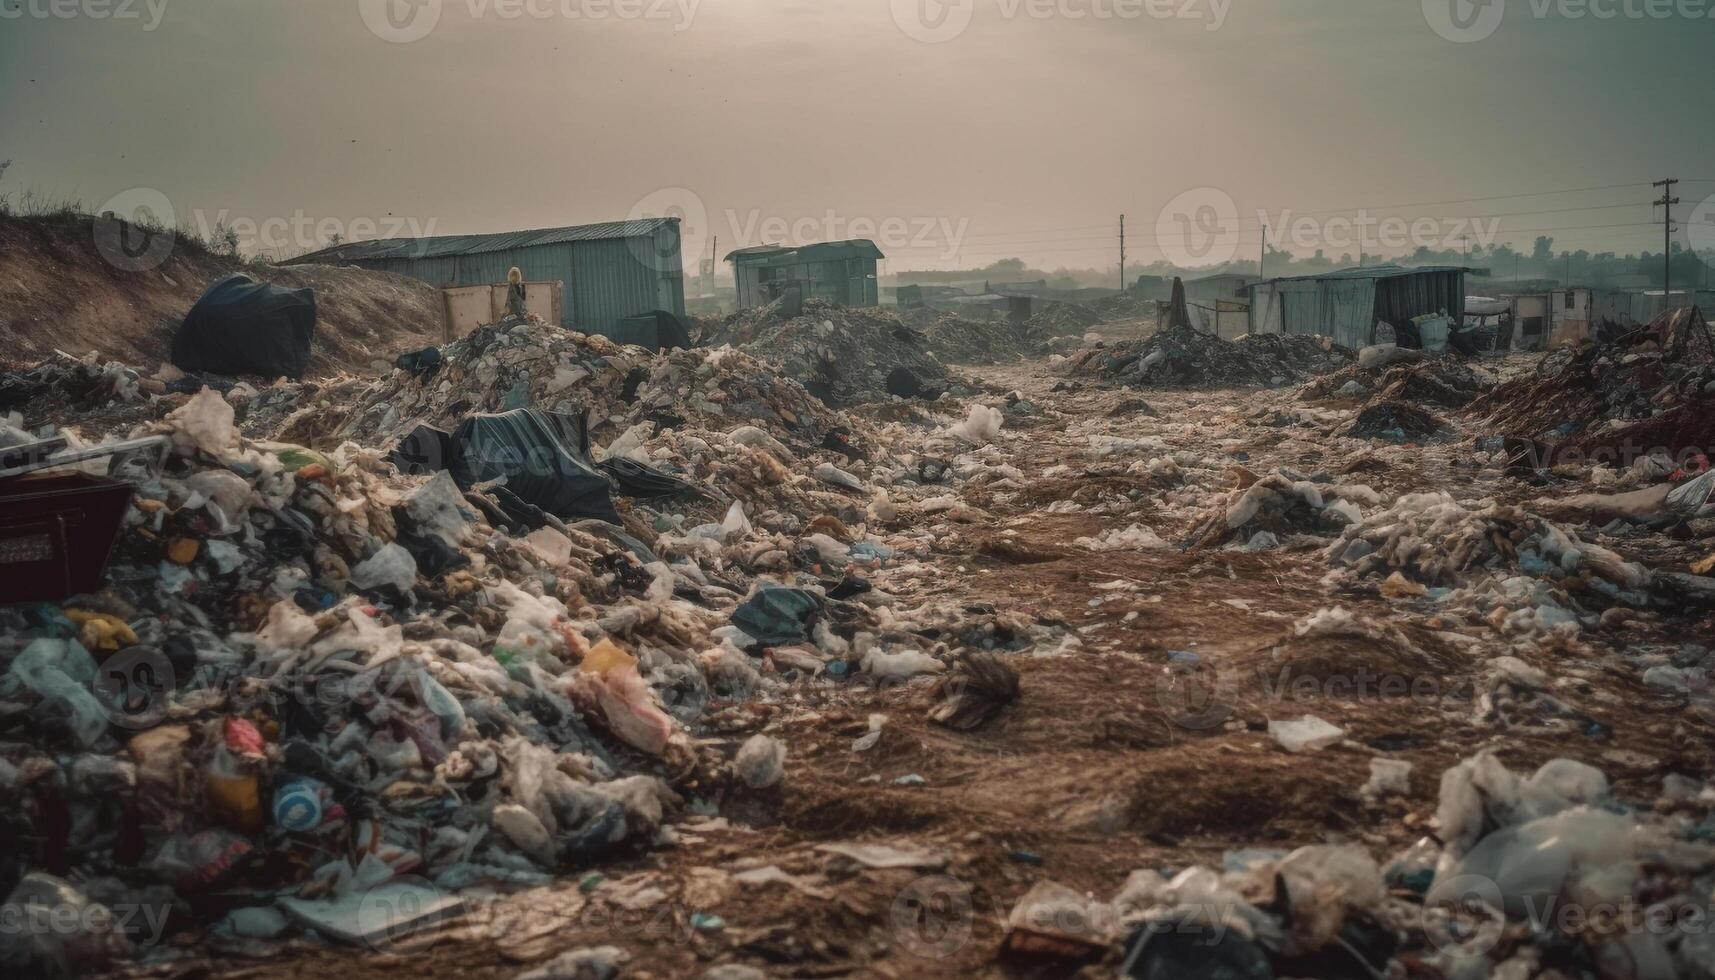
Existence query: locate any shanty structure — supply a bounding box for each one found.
[1182,271,1259,339]
[726,240,883,310]
[288,218,686,337]
[1246,265,1466,348]
[1503,286,1715,350]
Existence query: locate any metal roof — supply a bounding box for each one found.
[288,217,678,264]
[1256,264,1468,285]
[724,239,885,264]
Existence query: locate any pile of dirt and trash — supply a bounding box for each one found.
[1299,346,1497,408]
[698,299,950,405]
[0,212,444,377]
[918,313,1034,365]
[0,325,993,971]
[1061,322,1353,389]
[1023,300,1104,338]
[1185,467,1380,551]
[1472,307,1715,464]
[256,319,851,456]
[1325,489,1715,631]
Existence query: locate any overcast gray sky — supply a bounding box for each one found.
[3,0,1712,271]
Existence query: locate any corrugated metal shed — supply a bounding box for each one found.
[286,218,684,337]
[1247,265,1466,348]
[725,239,884,309]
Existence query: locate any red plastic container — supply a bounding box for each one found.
[0,471,136,604]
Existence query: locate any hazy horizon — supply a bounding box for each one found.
[4,0,1712,274]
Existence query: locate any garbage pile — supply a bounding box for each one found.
[1324,490,1715,632]
[1071,750,1715,980]
[920,313,1031,365]
[1186,468,1378,551]
[0,362,961,969]
[1061,323,1353,389]
[1472,306,1715,462]
[1023,301,1103,339]
[1345,400,1448,442]
[256,320,848,457]
[0,350,155,434]
[1300,348,1496,408]
[698,299,949,405]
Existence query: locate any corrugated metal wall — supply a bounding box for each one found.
[338,227,684,337]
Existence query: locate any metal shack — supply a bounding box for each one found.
[287,218,686,337]
[1183,272,1259,339]
[1246,265,1466,348]
[726,240,884,310]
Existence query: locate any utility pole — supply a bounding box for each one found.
[1460,235,1470,266]
[1118,214,1126,292]
[708,234,718,293]
[1260,222,1267,279]
[1653,178,1679,300]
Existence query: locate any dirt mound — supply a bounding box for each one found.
[921,313,1031,364]
[700,298,949,405]
[1347,400,1447,441]
[1024,301,1103,338]
[1471,307,1715,463]
[0,212,443,378]
[1301,355,1495,408]
[1062,323,1353,389]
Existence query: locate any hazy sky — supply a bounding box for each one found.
[3,0,1712,272]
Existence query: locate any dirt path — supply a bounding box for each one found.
[178,354,1711,980]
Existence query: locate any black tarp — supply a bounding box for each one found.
[447,410,621,525]
[614,310,692,351]
[171,275,316,379]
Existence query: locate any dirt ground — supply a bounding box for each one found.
[131,337,1713,980]
[0,213,443,377]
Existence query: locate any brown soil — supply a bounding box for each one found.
[113,348,1714,980]
[0,213,443,378]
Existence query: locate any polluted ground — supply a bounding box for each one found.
[5,263,1715,980]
